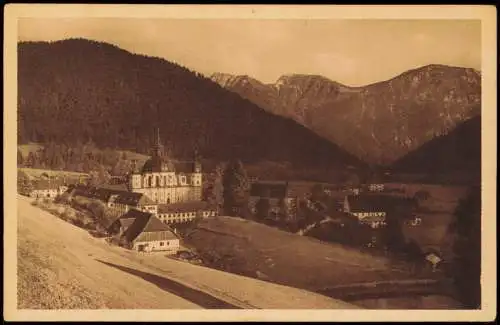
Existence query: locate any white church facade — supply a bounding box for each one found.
[128,129,203,204]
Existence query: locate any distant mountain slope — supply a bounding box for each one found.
[211,65,481,165]
[391,115,481,175]
[18,39,364,170]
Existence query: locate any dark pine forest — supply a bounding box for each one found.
[18,39,364,170]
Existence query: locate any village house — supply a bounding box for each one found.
[248,181,315,221]
[368,183,385,192]
[343,195,389,228]
[66,184,158,217]
[343,194,417,228]
[108,209,180,253]
[25,179,68,199]
[157,201,217,224]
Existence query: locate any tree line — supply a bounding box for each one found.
[17,141,137,187]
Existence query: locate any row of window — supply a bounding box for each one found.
[159,240,174,246]
[158,211,216,222]
[354,212,387,218]
[137,175,201,188]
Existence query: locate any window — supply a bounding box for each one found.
[160,241,164,246]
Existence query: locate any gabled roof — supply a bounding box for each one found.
[137,195,156,206]
[67,184,155,207]
[158,201,215,214]
[107,209,146,230]
[119,218,136,232]
[113,192,144,206]
[122,210,176,242]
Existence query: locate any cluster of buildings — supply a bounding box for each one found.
[247,180,420,229]
[18,173,69,199]
[108,209,180,253]
[20,130,218,254]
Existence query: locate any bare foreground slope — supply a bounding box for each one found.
[16,196,358,309]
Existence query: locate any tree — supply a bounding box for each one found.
[345,171,361,188]
[310,183,325,202]
[221,159,250,217]
[277,198,289,222]
[17,150,24,167]
[414,190,431,208]
[17,171,34,196]
[255,197,270,220]
[208,163,225,215]
[383,211,406,254]
[448,186,481,309]
[25,152,36,168]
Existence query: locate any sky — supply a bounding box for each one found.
[18,18,481,86]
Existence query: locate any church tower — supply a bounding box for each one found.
[152,127,163,159]
[191,149,203,200]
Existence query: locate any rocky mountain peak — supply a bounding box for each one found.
[212,65,481,165]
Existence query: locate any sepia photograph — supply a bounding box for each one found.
[4,4,496,322]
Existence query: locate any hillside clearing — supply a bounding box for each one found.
[184,216,413,292]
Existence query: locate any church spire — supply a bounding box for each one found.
[152,127,162,158]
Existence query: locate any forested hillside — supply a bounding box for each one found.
[18,39,364,170]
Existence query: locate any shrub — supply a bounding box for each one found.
[55,193,71,204]
[61,207,75,219]
[71,218,84,228]
[56,206,66,215]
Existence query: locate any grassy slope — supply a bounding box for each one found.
[184,216,413,292]
[16,196,357,309]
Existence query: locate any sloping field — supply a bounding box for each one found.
[16,196,357,309]
[184,216,413,292]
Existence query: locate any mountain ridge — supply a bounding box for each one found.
[211,64,481,165]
